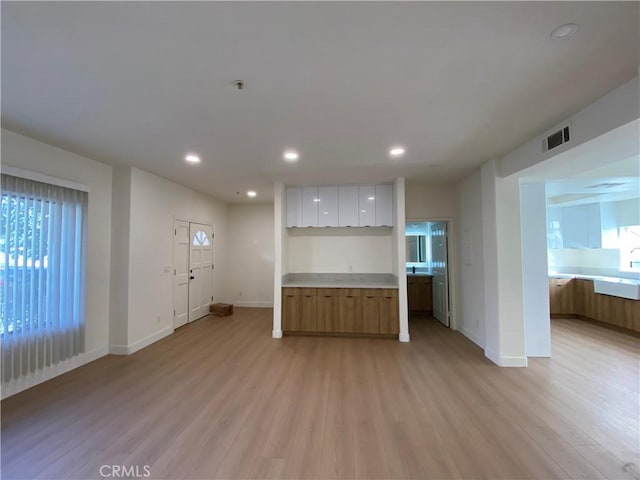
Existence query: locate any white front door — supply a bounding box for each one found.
[430,221,450,327]
[189,223,214,322]
[173,220,190,329]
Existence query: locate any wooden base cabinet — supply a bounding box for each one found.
[407,275,433,312]
[282,288,317,332]
[549,278,575,315]
[316,289,340,332]
[282,287,399,336]
[549,278,640,333]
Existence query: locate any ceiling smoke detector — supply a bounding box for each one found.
[234,80,245,90]
[550,23,579,40]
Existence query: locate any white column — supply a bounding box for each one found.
[520,183,551,357]
[272,182,284,338]
[394,178,410,342]
[481,159,527,366]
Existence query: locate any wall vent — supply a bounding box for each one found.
[543,124,571,152]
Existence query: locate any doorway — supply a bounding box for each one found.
[406,219,452,328]
[173,220,214,329]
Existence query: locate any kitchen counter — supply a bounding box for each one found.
[549,272,640,286]
[282,273,398,289]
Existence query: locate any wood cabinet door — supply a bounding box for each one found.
[362,292,380,333]
[338,290,363,333]
[549,279,574,314]
[418,278,433,311]
[407,279,419,311]
[317,290,339,332]
[299,293,317,331]
[282,293,301,332]
[379,294,399,335]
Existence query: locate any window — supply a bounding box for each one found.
[192,230,210,246]
[620,225,640,272]
[0,174,87,381]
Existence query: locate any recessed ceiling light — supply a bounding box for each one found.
[361,209,366,213]
[283,150,299,162]
[550,23,579,40]
[184,153,201,164]
[389,147,405,157]
[247,190,257,198]
[368,196,375,201]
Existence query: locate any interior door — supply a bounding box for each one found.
[430,222,450,327]
[173,220,190,328]
[189,223,213,323]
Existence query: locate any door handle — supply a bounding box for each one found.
[190,276,195,280]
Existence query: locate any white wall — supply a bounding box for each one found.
[501,77,639,177]
[1,129,113,396]
[287,229,393,273]
[406,183,459,220]
[109,165,131,348]
[124,167,229,350]
[226,203,275,307]
[456,170,486,348]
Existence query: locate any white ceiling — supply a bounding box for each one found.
[2,2,639,203]
[545,155,640,207]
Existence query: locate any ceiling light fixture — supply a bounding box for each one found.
[550,23,579,40]
[184,153,201,164]
[283,150,299,162]
[368,196,375,201]
[389,147,405,157]
[247,190,257,198]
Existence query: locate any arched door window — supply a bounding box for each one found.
[192,230,210,246]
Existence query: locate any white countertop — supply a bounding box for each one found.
[282,273,398,289]
[549,272,640,286]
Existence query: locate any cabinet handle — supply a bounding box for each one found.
[305,295,313,298]
[324,296,332,298]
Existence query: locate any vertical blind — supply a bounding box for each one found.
[1,173,87,382]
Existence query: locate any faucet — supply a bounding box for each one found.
[412,266,416,274]
[630,247,640,268]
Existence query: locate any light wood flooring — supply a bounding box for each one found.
[2,309,639,480]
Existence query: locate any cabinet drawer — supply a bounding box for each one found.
[378,288,399,298]
[282,287,316,296]
[337,288,365,297]
[316,288,339,297]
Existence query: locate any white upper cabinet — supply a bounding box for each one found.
[286,187,302,227]
[301,186,319,227]
[358,185,376,227]
[318,186,338,227]
[375,184,393,226]
[338,186,359,227]
[286,183,394,228]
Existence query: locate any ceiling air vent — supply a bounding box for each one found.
[543,125,571,152]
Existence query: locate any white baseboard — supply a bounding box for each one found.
[399,332,410,342]
[1,346,109,399]
[110,327,173,355]
[227,301,274,308]
[459,326,485,349]
[485,347,527,367]
[272,329,283,338]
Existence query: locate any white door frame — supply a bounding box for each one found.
[405,217,457,333]
[172,216,216,328]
